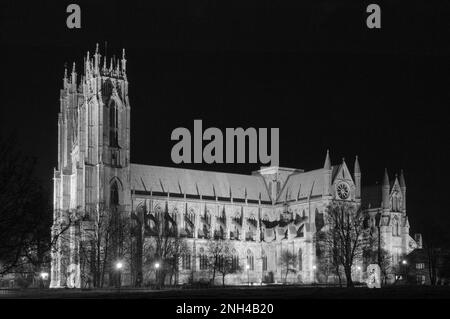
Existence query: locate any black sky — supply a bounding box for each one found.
[1,0,450,242]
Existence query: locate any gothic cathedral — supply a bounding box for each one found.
[50,46,420,288]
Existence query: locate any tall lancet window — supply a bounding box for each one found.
[110,182,119,207]
[392,216,400,236]
[391,190,401,212]
[109,100,119,147]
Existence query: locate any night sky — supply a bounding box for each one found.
[1,0,450,243]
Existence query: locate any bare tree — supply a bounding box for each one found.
[279,250,297,284]
[317,230,344,286]
[206,240,225,284]
[0,136,71,280]
[206,240,240,286]
[142,211,189,288]
[320,201,368,288]
[78,205,133,288]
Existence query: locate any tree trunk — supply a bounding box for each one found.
[344,266,354,288]
[336,267,342,288]
[222,275,225,287]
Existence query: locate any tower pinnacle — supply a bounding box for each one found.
[383,168,389,186]
[354,155,360,174]
[399,169,406,188]
[324,149,331,170]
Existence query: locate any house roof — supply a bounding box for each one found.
[131,163,271,201]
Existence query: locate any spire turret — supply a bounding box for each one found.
[399,169,406,188]
[399,169,406,212]
[324,149,331,170]
[94,43,100,74]
[354,155,360,174]
[383,168,389,186]
[382,168,390,210]
[354,156,361,199]
[71,62,77,88]
[121,48,127,73]
[63,65,68,87]
[323,150,332,196]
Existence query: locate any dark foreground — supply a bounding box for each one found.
[1,285,450,299]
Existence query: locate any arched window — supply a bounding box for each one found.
[109,100,119,147]
[315,208,324,232]
[391,190,401,212]
[392,217,400,236]
[246,249,254,270]
[182,254,191,270]
[298,248,303,271]
[110,182,119,206]
[261,249,267,271]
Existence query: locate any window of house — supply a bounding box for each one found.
[416,263,425,270]
[416,275,426,285]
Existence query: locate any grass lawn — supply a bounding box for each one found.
[1,285,450,299]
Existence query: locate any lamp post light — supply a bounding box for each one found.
[401,260,408,282]
[312,265,317,285]
[246,264,250,286]
[115,261,123,292]
[40,272,49,288]
[154,262,161,289]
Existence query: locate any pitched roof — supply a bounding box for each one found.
[131,164,271,201]
[276,168,324,203]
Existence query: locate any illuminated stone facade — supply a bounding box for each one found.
[50,47,418,288]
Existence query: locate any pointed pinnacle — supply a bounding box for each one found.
[399,169,406,187]
[354,155,361,174]
[324,149,331,170]
[383,168,389,186]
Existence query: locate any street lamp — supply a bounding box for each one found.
[115,261,123,292]
[40,272,49,288]
[312,265,317,284]
[401,260,408,282]
[246,264,250,286]
[154,262,161,289]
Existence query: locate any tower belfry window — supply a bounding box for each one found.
[110,100,119,147]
